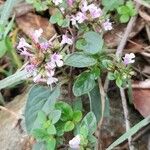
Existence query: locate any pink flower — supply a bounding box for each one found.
[80,0,88,12]
[123,53,135,65]
[17,38,32,50]
[61,34,73,45]
[32,28,43,43]
[40,42,50,51]
[67,0,74,6]
[88,4,102,19]
[25,64,37,74]
[52,0,63,5]
[19,47,33,57]
[51,53,63,67]
[76,12,87,23]
[102,19,113,31]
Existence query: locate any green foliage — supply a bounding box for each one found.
[26,0,51,11]
[117,1,137,23]
[102,0,124,11]
[80,112,97,135]
[75,112,97,149]
[25,85,60,133]
[50,9,70,27]
[73,71,96,96]
[76,31,104,54]
[64,52,97,68]
[0,70,29,90]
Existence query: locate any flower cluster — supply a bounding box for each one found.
[17,29,72,86]
[70,1,102,25]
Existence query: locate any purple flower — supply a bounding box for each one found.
[88,4,102,19]
[17,38,32,50]
[80,0,88,12]
[76,12,87,23]
[67,0,74,6]
[61,34,73,45]
[19,47,33,57]
[102,19,113,31]
[40,42,50,51]
[25,64,36,73]
[51,53,63,67]
[123,53,135,65]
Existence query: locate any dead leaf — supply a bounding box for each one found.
[104,18,145,48]
[16,13,56,40]
[133,89,150,117]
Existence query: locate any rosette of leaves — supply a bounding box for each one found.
[117,1,137,23]
[55,101,83,135]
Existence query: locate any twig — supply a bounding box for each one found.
[115,3,140,150]
[116,3,140,59]
[0,105,19,119]
[120,88,135,150]
[97,78,106,150]
[146,24,150,42]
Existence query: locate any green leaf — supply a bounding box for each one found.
[50,10,64,26]
[117,6,130,15]
[36,111,47,127]
[49,110,61,124]
[73,110,82,123]
[65,52,97,68]
[106,116,150,150]
[76,32,103,54]
[102,0,124,11]
[0,39,7,58]
[0,70,29,90]
[32,129,49,140]
[80,125,89,138]
[108,72,115,80]
[73,71,95,96]
[73,98,83,111]
[64,121,75,132]
[80,112,97,135]
[61,18,70,28]
[88,85,110,122]
[0,0,19,27]
[55,101,73,121]
[4,14,15,38]
[46,137,56,150]
[120,14,130,23]
[25,85,60,133]
[47,124,56,135]
[32,142,45,150]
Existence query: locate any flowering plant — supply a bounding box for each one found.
[0,0,137,150]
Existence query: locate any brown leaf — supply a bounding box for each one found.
[104,17,145,48]
[133,89,150,117]
[16,13,56,40]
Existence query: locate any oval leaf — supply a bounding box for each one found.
[76,31,104,54]
[64,52,97,68]
[25,85,60,133]
[73,71,95,96]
